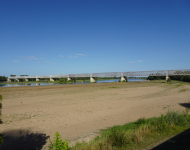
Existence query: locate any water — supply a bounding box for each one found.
[0,79,147,87]
[96,79,146,83]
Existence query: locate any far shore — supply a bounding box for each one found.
[0,81,51,84]
[0,78,119,84]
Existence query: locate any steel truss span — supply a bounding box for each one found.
[8,69,190,79]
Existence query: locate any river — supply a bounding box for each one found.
[0,79,147,87]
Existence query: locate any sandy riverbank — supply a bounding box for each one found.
[0,81,190,149]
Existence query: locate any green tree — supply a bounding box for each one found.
[0,76,7,81]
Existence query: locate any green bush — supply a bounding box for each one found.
[0,76,7,81]
[49,132,69,150]
[58,78,68,84]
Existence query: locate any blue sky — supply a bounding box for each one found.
[0,0,190,76]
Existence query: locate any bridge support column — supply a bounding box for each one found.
[90,77,95,82]
[7,78,11,82]
[50,78,54,82]
[67,74,71,81]
[25,78,29,82]
[121,76,128,82]
[16,79,19,82]
[165,70,170,82]
[36,78,40,81]
[166,76,169,82]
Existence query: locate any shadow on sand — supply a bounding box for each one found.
[0,129,49,150]
[152,128,190,150]
[179,103,190,109]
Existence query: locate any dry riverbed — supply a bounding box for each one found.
[0,81,190,149]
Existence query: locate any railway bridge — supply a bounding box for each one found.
[7,69,190,82]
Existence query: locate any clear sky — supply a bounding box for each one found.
[0,0,190,76]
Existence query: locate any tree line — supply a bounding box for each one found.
[147,75,190,82]
[170,75,190,82]
[0,76,7,81]
[147,76,165,80]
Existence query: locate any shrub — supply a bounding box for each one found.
[49,132,69,150]
[58,78,68,84]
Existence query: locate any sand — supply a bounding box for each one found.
[0,81,190,149]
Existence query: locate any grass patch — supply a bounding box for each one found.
[179,89,188,93]
[59,110,190,150]
[109,87,117,88]
[176,83,183,87]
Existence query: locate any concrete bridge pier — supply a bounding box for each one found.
[49,75,54,82]
[90,77,95,82]
[121,76,128,82]
[25,78,29,82]
[36,78,40,81]
[67,74,71,81]
[15,79,19,82]
[50,78,54,82]
[166,76,169,82]
[7,78,11,82]
[165,70,170,82]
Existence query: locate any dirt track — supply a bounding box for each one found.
[0,81,190,149]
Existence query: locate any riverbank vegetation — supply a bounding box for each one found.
[0,81,52,84]
[48,109,190,150]
[147,75,190,83]
[147,76,165,80]
[0,76,7,82]
[170,75,190,82]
